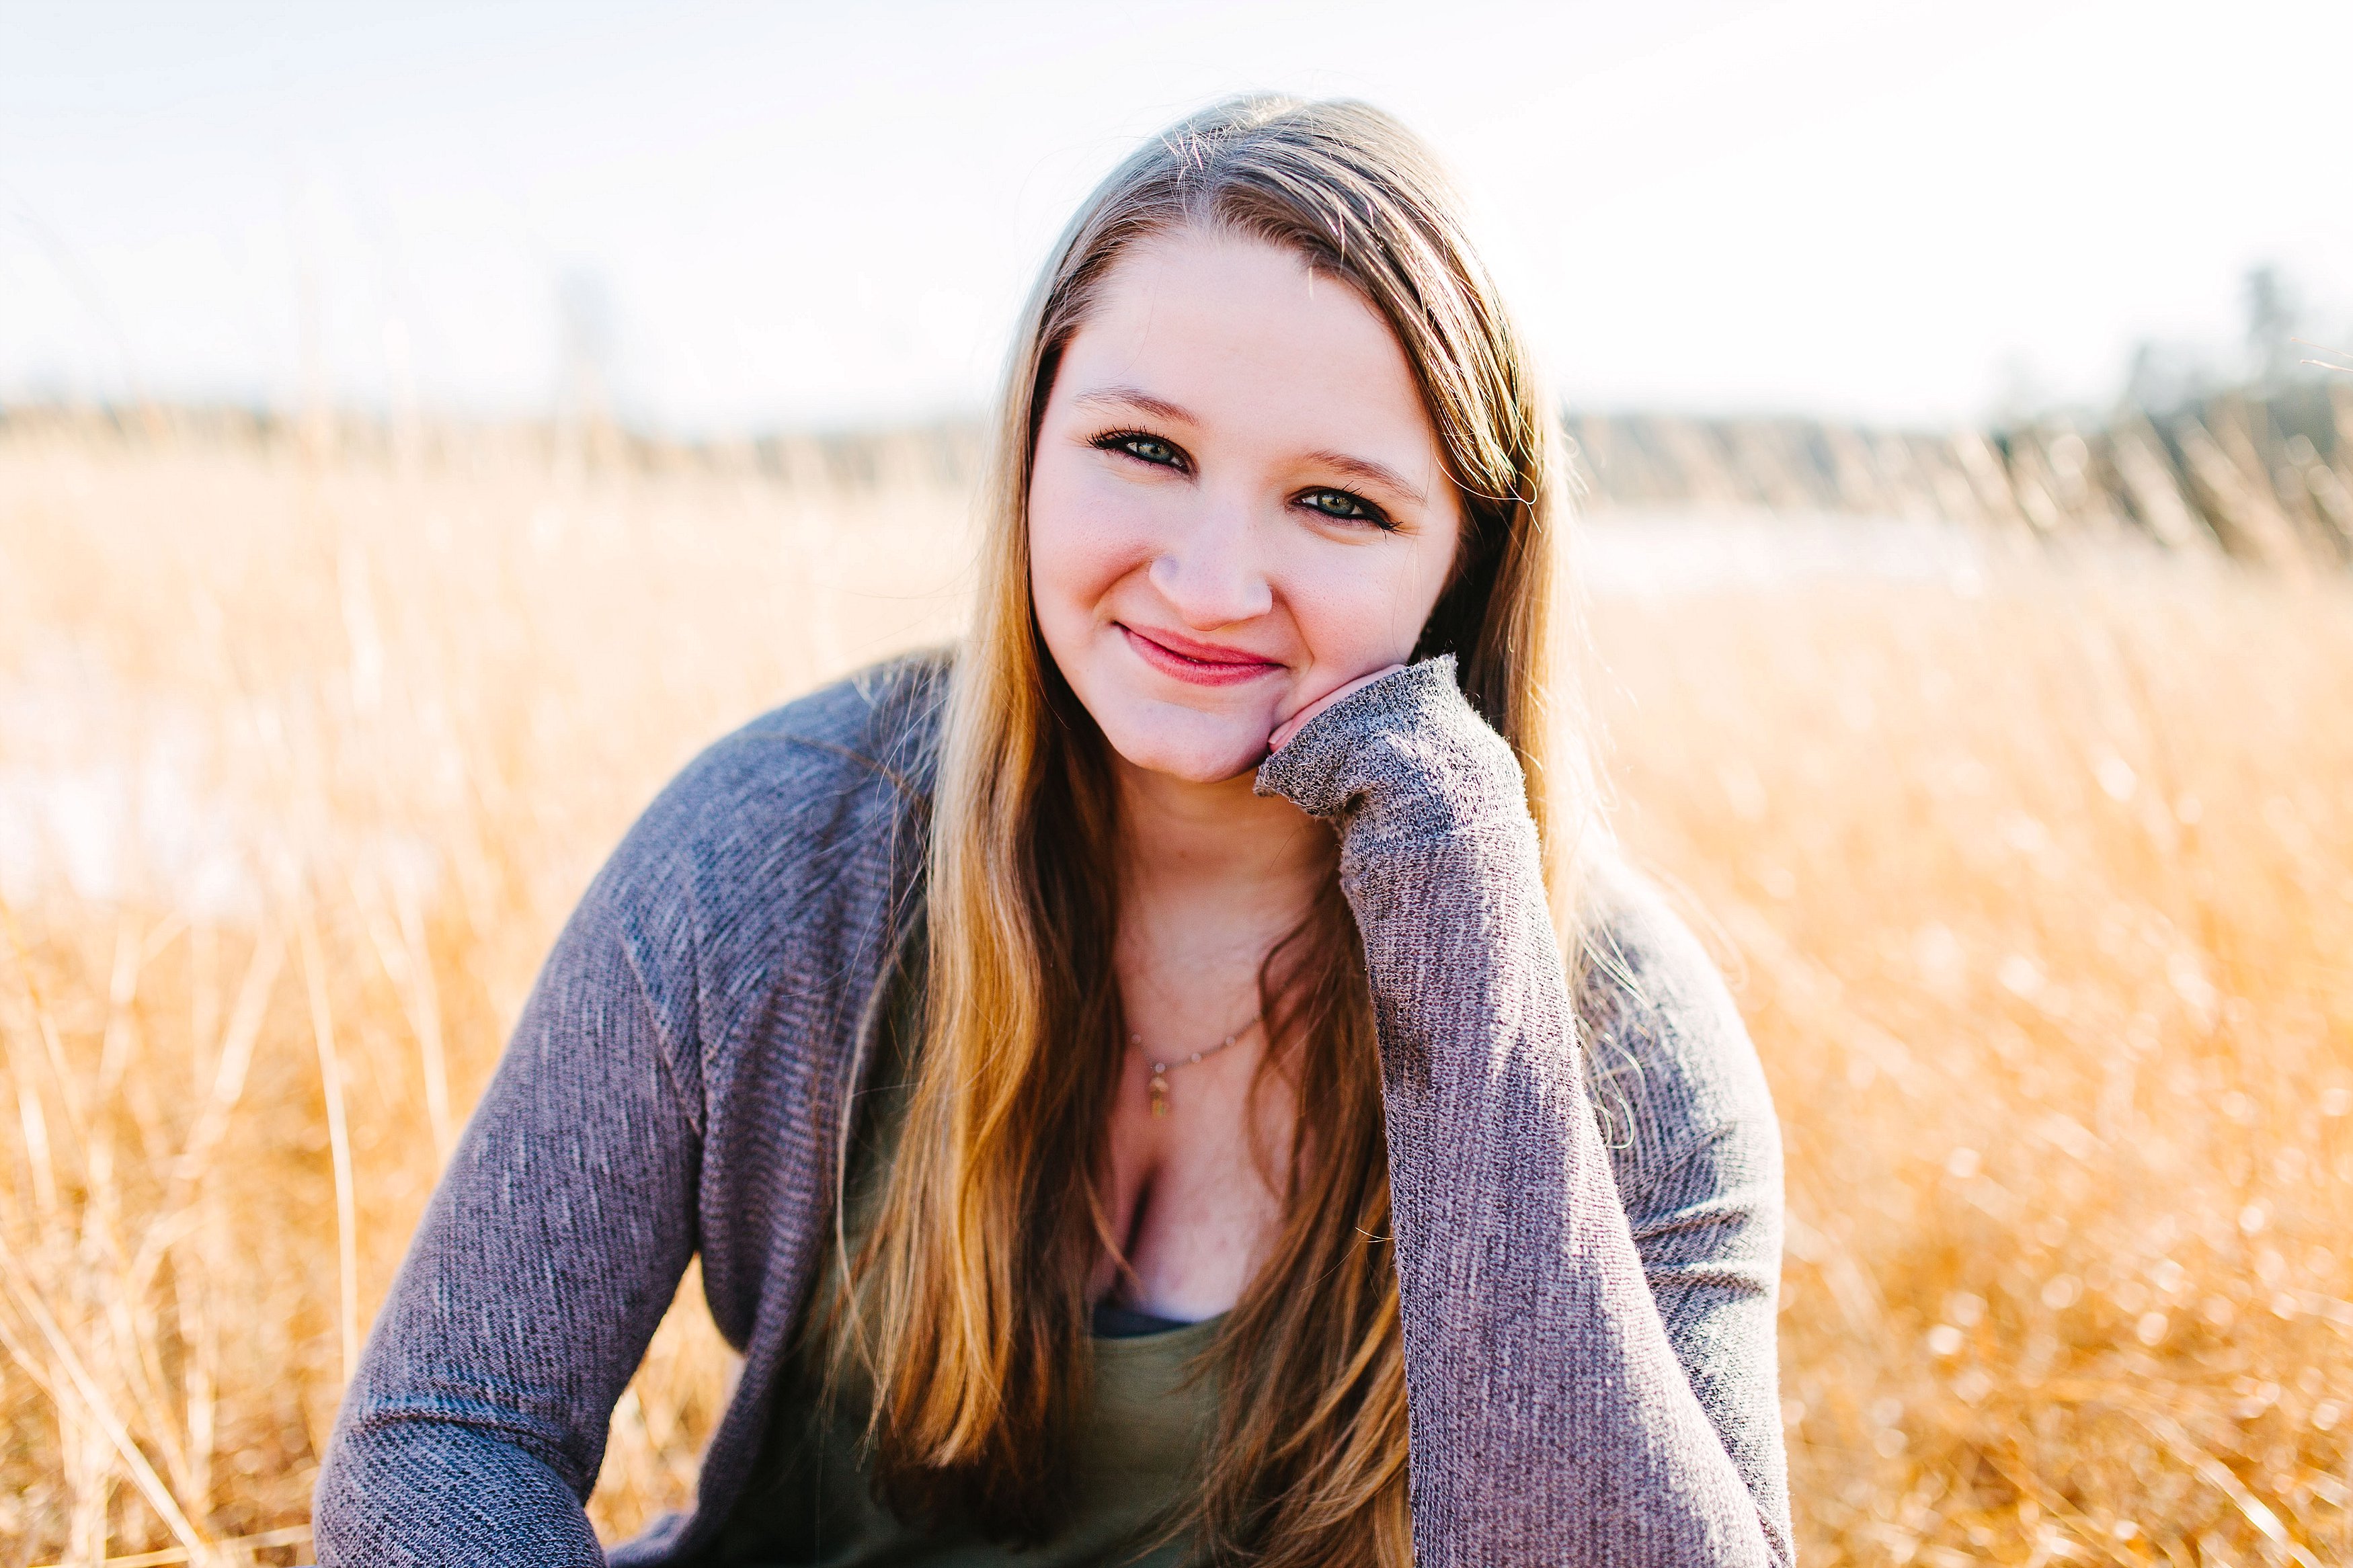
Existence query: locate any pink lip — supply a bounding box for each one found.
[1117,624,1285,688]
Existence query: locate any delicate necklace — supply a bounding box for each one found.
[1131,1016,1260,1118]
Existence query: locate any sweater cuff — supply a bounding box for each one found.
[1254,656,1524,832]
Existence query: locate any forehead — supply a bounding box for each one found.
[1059,228,1443,472]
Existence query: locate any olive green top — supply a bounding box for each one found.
[706,948,1222,1568]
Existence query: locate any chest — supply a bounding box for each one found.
[1097,979,1300,1323]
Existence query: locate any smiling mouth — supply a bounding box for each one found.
[1117,624,1284,688]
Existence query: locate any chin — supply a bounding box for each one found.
[1093,700,1269,785]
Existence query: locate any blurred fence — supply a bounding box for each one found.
[7,382,2351,569]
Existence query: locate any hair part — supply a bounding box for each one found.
[842,93,1594,1566]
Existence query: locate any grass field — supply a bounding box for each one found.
[1,419,2348,1566]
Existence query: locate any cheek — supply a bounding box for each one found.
[1282,526,1459,667]
[1027,455,1156,624]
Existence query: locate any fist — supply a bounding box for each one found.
[1267,663,1408,753]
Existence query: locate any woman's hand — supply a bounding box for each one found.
[1267,663,1408,754]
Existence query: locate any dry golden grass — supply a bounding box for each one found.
[1,419,2347,1566]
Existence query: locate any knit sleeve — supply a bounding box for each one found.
[1256,657,1792,1567]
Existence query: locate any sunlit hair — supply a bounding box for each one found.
[842,93,1593,1566]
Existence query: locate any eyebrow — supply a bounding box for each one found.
[1070,385,1197,424]
[1302,448,1428,506]
[1072,386,1431,508]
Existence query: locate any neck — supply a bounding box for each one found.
[1111,754,1329,919]
[1107,753,1331,1030]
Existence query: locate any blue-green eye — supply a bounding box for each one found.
[1094,431,1185,468]
[1300,488,1386,525]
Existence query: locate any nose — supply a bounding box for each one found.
[1146,494,1273,630]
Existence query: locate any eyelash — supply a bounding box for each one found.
[1087,429,1398,531]
[1092,429,1190,472]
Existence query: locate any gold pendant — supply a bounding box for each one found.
[1148,1072,1170,1116]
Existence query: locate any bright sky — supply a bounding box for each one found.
[4,0,2348,431]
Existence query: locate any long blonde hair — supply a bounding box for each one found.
[846,95,1588,1566]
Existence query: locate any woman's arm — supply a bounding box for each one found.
[1257,657,1792,1568]
[312,776,713,1567]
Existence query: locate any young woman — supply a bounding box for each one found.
[315,97,1791,1567]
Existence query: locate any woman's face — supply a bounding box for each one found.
[1028,227,1464,785]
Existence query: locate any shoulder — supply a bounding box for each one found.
[662,647,951,830]
[1570,854,1781,1198]
[576,649,952,973]
[553,651,954,1103]
[613,650,951,876]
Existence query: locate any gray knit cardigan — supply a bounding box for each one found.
[313,653,1792,1566]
